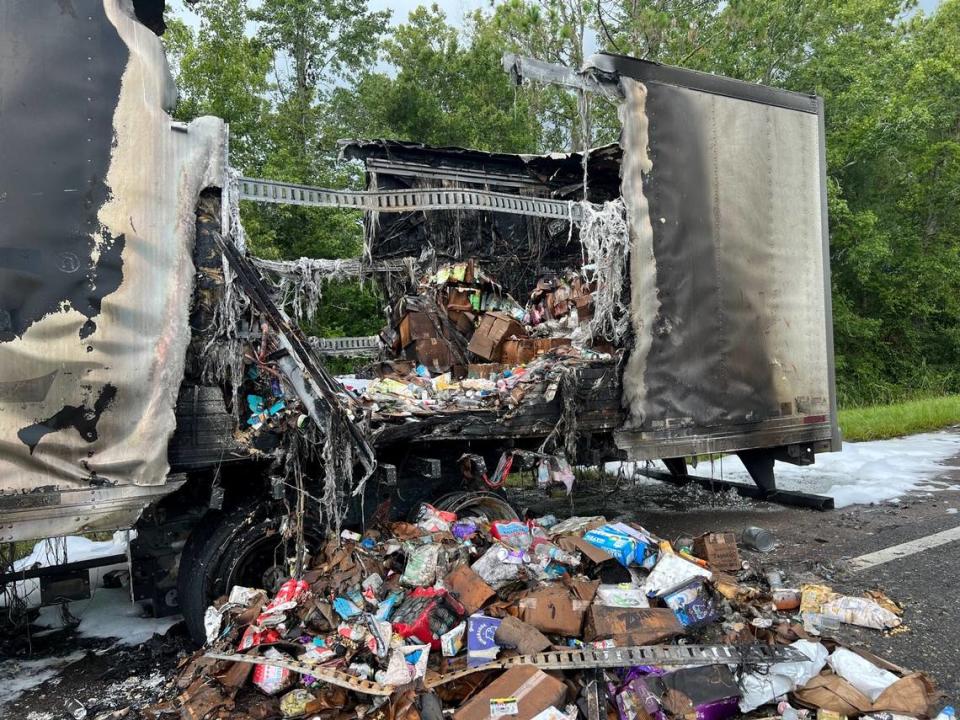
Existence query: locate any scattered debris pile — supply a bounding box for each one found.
[336,261,614,425]
[146,512,942,720]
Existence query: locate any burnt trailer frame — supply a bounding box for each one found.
[344,53,840,492]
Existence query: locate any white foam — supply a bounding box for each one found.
[33,587,180,646]
[661,431,960,507]
[0,651,86,711]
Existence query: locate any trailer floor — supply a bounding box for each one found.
[3,435,960,718]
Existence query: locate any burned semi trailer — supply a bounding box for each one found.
[328,56,840,495]
[0,0,838,641]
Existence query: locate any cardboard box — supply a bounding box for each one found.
[534,337,572,356]
[556,535,614,566]
[453,666,566,720]
[517,580,598,637]
[443,565,496,615]
[466,363,502,379]
[494,614,552,655]
[575,295,595,322]
[501,338,537,365]
[398,311,436,347]
[467,311,526,361]
[448,309,476,336]
[584,607,684,645]
[693,533,741,572]
[411,338,453,372]
[447,287,479,311]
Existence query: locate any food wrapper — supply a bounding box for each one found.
[280,689,315,717]
[490,520,533,549]
[401,543,440,587]
[441,621,466,657]
[597,583,650,608]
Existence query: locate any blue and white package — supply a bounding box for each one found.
[582,525,638,567]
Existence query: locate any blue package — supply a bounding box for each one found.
[663,578,719,627]
[333,595,362,620]
[467,614,501,667]
[375,589,405,621]
[247,395,265,413]
[583,525,639,567]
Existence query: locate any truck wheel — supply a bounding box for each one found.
[177,502,322,645]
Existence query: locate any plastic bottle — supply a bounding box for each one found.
[934,706,956,720]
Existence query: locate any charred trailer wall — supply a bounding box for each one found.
[595,55,840,460]
[0,0,227,541]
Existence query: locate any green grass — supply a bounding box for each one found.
[839,394,960,442]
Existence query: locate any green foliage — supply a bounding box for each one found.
[165,0,960,406]
[839,394,960,441]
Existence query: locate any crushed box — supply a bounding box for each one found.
[398,311,437,347]
[410,338,453,372]
[518,580,598,637]
[584,607,684,645]
[467,311,526,361]
[443,565,496,615]
[453,666,566,720]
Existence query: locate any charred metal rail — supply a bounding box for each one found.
[237,177,585,222]
[207,644,804,696]
[309,336,381,358]
[425,643,807,686]
[640,468,835,511]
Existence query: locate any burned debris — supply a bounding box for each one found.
[147,513,940,720]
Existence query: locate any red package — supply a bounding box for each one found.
[238,625,281,650]
[390,587,465,649]
[252,662,292,695]
[267,578,309,609]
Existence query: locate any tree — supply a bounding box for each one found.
[339,5,541,152]
[163,0,272,171]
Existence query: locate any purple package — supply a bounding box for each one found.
[452,520,478,541]
[616,673,665,720]
[466,614,501,667]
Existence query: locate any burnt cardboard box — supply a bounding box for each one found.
[495,614,552,655]
[467,311,526,361]
[447,287,479,312]
[517,580,599,637]
[399,311,436,347]
[447,309,477,336]
[575,295,595,322]
[453,666,566,720]
[443,565,496,615]
[501,338,537,365]
[534,337,572,356]
[411,338,453,372]
[692,533,741,572]
[584,607,684,645]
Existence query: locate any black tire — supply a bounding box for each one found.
[177,502,323,646]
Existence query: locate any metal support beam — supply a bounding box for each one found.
[236,177,584,222]
[0,553,126,584]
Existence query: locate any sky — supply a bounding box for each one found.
[174,0,942,32]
